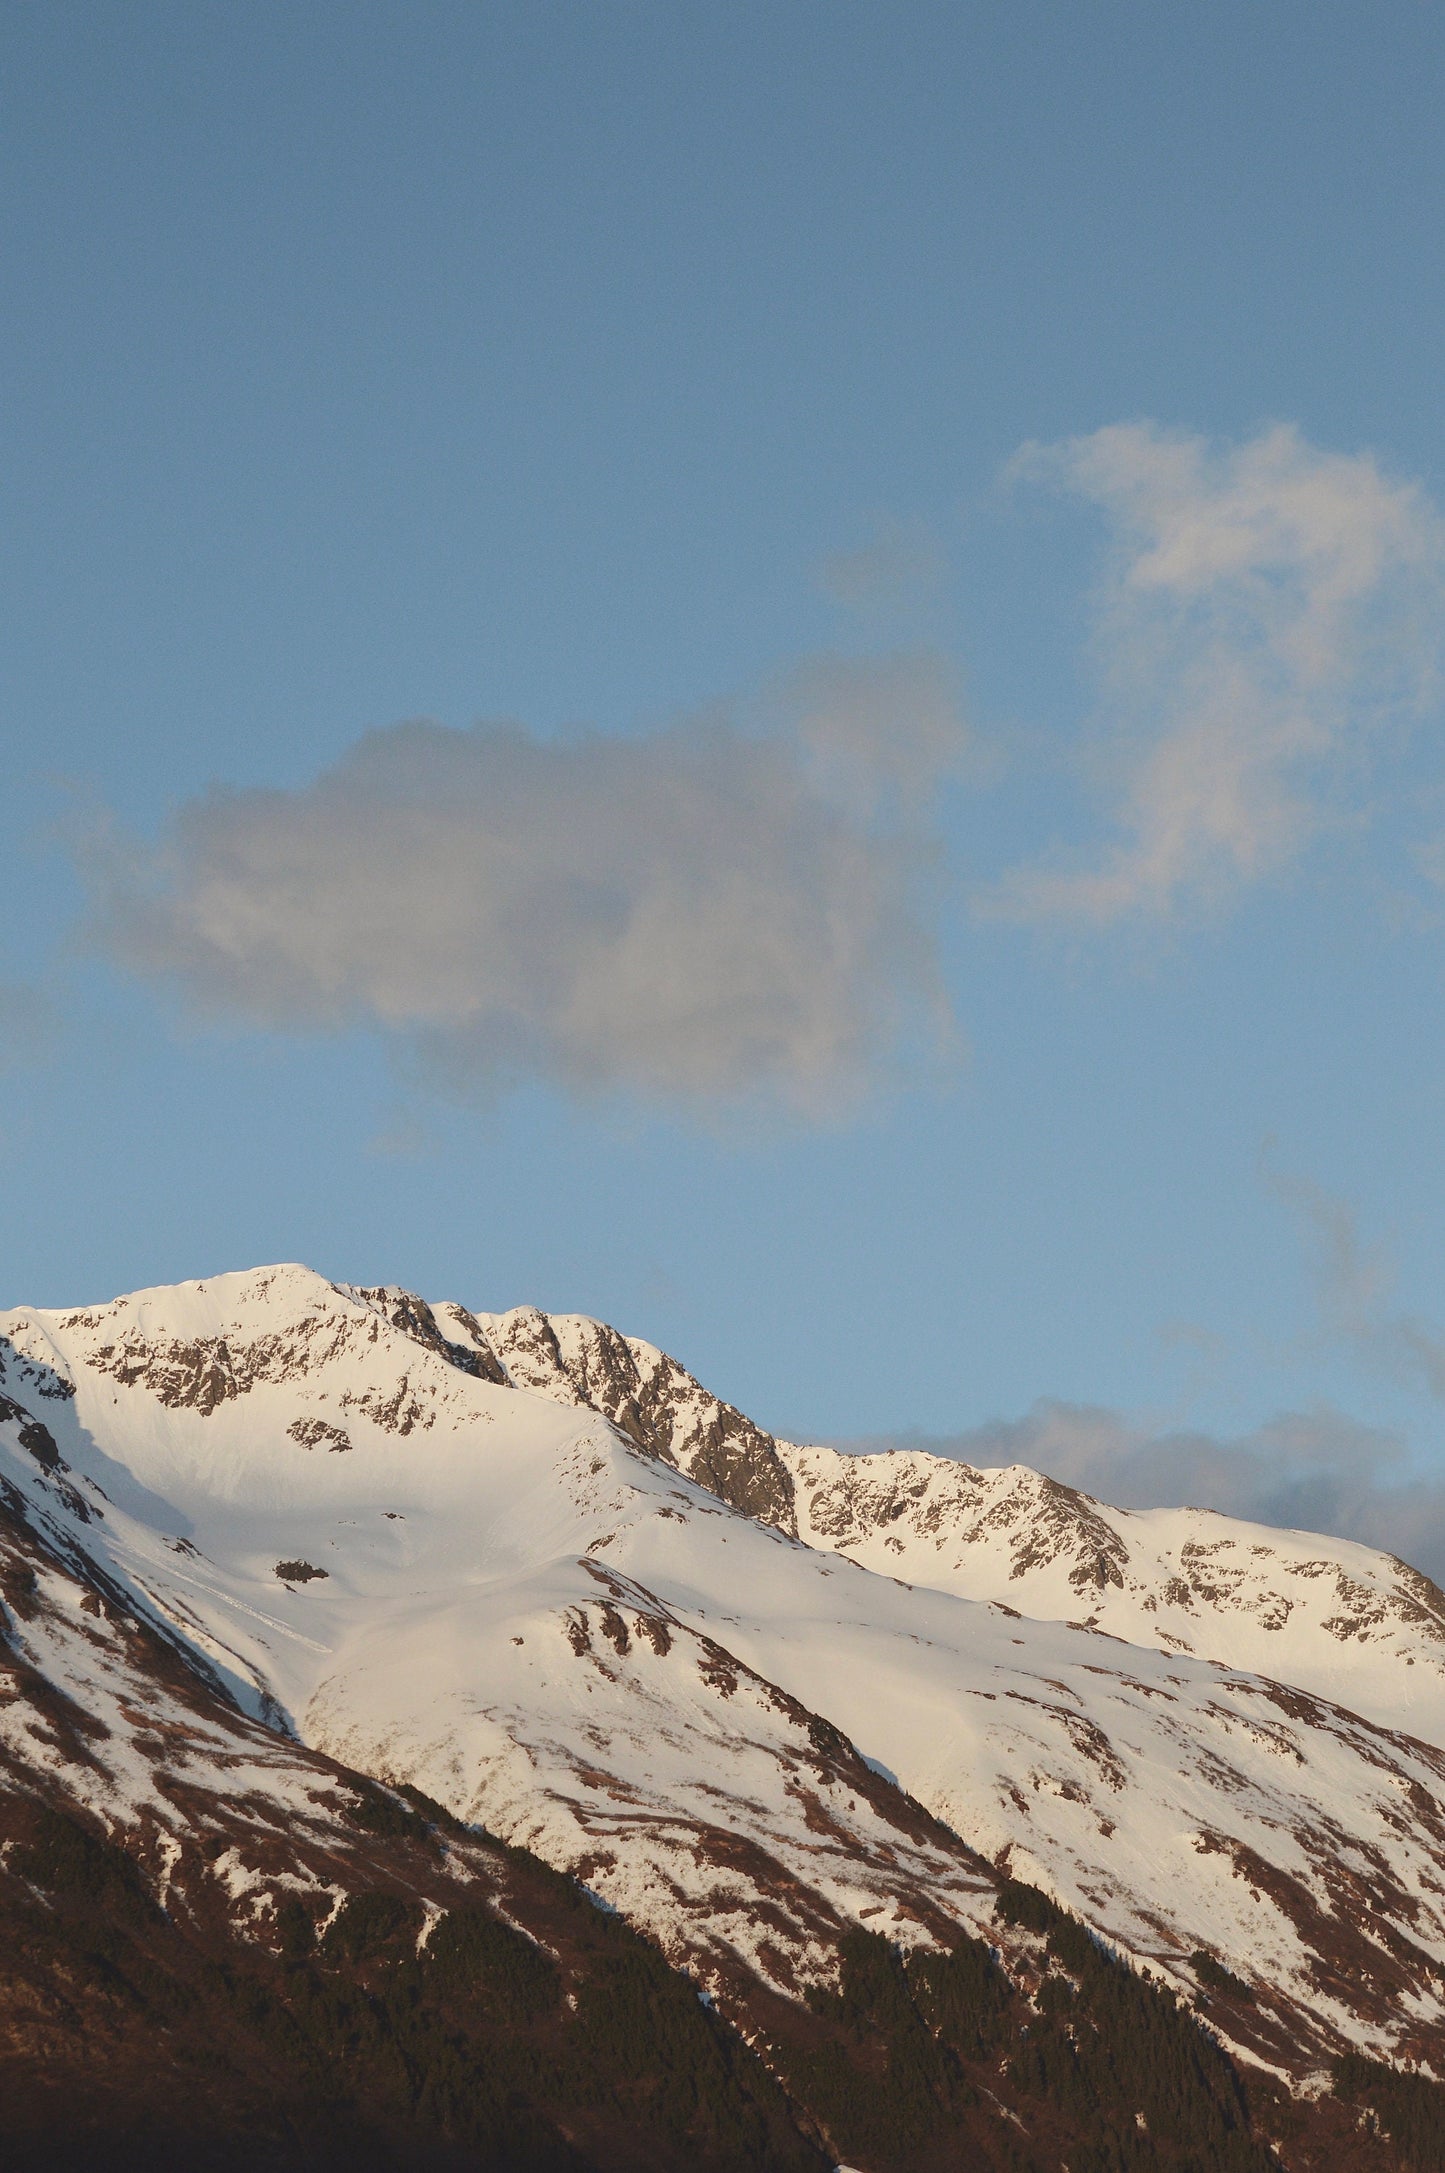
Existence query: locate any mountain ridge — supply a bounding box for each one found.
[7,1262,1445,2167]
[374,1276,1445,1751]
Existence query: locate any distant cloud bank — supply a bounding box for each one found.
[840,1398,1445,1584]
[79,653,968,1115]
[836,1164,1445,1584]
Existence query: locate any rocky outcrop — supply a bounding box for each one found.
[475,1304,798,1531]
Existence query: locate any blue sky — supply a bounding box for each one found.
[7,3,1445,1559]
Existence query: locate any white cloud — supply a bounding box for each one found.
[786,650,969,813]
[79,656,968,1116]
[986,422,1445,922]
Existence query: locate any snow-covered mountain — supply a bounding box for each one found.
[784,1444,1445,1749]
[0,1269,994,2012]
[7,1262,1445,2105]
[0,1458,828,2170]
[449,1296,1445,1754]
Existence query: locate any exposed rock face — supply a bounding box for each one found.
[0,1395,60,1471]
[352,1286,510,1386]
[287,1416,353,1452]
[474,1304,798,1532]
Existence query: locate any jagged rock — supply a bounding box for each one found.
[475,1303,798,1532]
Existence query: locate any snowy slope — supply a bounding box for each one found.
[0,1388,573,1950]
[7,1265,1445,2079]
[448,1295,1445,1754]
[0,1271,994,2005]
[783,1443,1445,1750]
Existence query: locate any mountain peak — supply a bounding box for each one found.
[11,1261,1445,2109]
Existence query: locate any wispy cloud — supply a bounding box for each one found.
[984,422,1445,923]
[817,518,944,618]
[78,655,968,1117]
[1266,1158,1445,1399]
